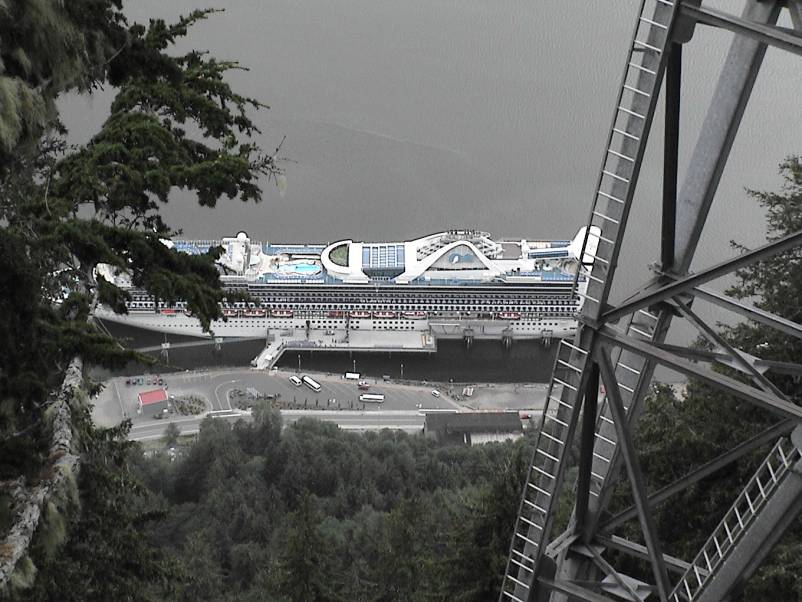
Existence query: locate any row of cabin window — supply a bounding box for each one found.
[127,301,576,316]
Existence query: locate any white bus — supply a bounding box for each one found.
[359,394,385,404]
[302,375,321,392]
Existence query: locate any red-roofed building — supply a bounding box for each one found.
[137,388,169,415]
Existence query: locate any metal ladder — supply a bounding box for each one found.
[585,309,662,501]
[500,338,592,602]
[499,1,680,599]
[670,435,802,601]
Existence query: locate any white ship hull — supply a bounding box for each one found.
[97,308,576,340]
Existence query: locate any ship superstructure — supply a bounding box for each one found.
[96,228,599,339]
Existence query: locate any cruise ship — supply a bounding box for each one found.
[96,228,599,339]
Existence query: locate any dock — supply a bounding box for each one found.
[251,328,437,370]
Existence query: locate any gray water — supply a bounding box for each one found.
[98,321,558,383]
[62,1,802,378]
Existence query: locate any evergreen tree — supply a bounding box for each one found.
[275,493,339,602]
[447,440,531,601]
[164,422,181,448]
[17,415,183,601]
[727,156,802,378]
[0,4,282,593]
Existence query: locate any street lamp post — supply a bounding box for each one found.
[297,354,301,374]
[352,358,356,374]
[401,363,404,380]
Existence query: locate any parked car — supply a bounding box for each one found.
[431,390,441,398]
[125,378,131,386]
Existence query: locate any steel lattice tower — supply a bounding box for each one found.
[499,1,802,601]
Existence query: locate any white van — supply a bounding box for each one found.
[289,375,302,387]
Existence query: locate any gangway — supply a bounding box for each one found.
[499,1,802,601]
[135,336,265,353]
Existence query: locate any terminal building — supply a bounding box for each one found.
[137,389,169,415]
[424,411,524,446]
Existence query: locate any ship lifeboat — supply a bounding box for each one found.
[373,310,396,319]
[271,309,293,318]
[183,309,193,317]
[243,309,267,318]
[327,310,345,318]
[402,311,428,319]
[160,308,178,316]
[222,308,239,318]
[349,310,372,319]
[498,311,522,320]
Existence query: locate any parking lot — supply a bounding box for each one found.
[124,375,168,388]
[94,368,463,427]
[250,372,460,412]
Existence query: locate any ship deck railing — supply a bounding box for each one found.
[264,244,326,255]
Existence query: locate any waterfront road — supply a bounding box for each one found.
[128,410,426,441]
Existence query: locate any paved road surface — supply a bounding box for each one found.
[129,410,427,441]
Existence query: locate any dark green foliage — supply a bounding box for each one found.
[447,441,531,601]
[726,156,802,392]
[18,414,182,601]
[0,0,126,159]
[131,415,534,601]
[163,422,181,447]
[274,493,340,602]
[1,4,278,488]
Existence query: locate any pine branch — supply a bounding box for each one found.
[0,356,83,593]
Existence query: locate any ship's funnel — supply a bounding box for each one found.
[567,226,601,266]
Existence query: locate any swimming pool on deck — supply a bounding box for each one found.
[276,260,322,275]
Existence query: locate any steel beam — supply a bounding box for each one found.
[652,342,802,377]
[791,1,802,31]
[598,325,802,420]
[600,228,802,324]
[596,346,671,601]
[583,544,642,602]
[681,4,802,57]
[671,297,788,398]
[651,342,769,374]
[673,0,780,272]
[661,43,681,271]
[539,578,617,602]
[692,286,802,340]
[601,419,795,532]
[596,535,694,576]
[576,362,600,537]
